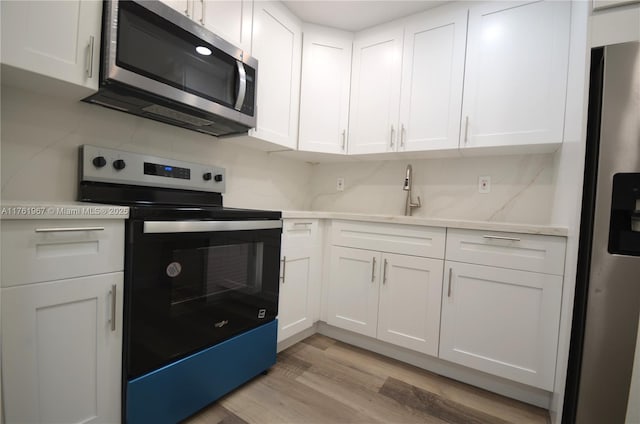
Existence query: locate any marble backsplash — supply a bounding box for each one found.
[2,85,556,224]
[307,153,556,224]
[0,85,313,211]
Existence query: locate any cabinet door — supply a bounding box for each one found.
[201,0,253,53]
[399,8,467,152]
[460,1,570,149]
[278,220,319,342]
[1,273,123,424]
[250,1,302,149]
[159,0,191,17]
[327,247,380,337]
[0,0,101,90]
[377,254,444,356]
[298,25,353,154]
[439,262,562,390]
[349,26,403,154]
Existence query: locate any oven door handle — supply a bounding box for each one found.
[143,220,282,234]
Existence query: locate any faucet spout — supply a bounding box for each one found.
[403,164,421,216]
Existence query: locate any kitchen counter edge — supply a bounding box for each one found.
[282,211,568,237]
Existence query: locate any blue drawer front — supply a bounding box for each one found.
[126,320,277,424]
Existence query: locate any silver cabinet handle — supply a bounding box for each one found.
[383,259,388,285]
[464,116,469,144]
[448,267,452,298]
[371,257,376,282]
[400,124,406,148]
[35,226,105,233]
[341,130,346,151]
[110,284,117,331]
[86,35,95,78]
[280,256,286,283]
[482,235,521,242]
[185,1,190,17]
[292,221,313,227]
[390,125,395,148]
[200,0,205,25]
[234,60,247,111]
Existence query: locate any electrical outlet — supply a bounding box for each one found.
[478,176,491,193]
[337,177,345,192]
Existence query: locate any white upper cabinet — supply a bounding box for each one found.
[161,1,253,52]
[0,0,102,91]
[348,26,404,154]
[460,1,571,150]
[298,25,353,154]
[250,1,302,149]
[399,8,467,152]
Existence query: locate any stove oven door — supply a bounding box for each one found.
[125,219,282,379]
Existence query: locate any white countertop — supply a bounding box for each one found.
[1,202,130,220]
[282,210,568,237]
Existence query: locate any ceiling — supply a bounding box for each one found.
[281,1,449,32]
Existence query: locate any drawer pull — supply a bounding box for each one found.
[482,235,521,242]
[110,284,117,332]
[383,259,388,285]
[292,222,313,227]
[280,256,287,283]
[35,227,105,233]
[371,257,376,283]
[448,267,452,297]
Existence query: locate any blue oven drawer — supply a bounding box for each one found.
[126,320,277,424]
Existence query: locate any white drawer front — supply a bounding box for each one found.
[331,220,446,259]
[282,219,318,251]
[1,220,124,287]
[446,229,566,275]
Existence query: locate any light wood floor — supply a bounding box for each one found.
[183,334,550,424]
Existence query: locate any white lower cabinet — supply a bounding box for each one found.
[1,273,123,424]
[327,247,444,355]
[377,253,443,356]
[439,261,562,390]
[278,219,321,342]
[327,246,381,338]
[327,221,446,354]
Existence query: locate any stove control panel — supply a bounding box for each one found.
[80,145,226,193]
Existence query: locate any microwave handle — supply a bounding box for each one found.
[234,61,247,111]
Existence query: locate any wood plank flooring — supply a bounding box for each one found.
[183,334,550,424]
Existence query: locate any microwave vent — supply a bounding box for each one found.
[142,104,215,127]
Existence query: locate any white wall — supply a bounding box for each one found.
[308,153,557,224]
[0,85,313,210]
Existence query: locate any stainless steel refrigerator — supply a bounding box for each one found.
[563,42,640,423]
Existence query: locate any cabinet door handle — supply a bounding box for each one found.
[464,116,469,144]
[280,256,286,283]
[35,226,105,233]
[447,267,453,298]
[383,259,388,285]
[110,284,117,331]
[86,35,95,78]
[371,257,376,282]
[482,235,521,242]
[292,221,313,227]
[400,124,406,148]
[341,129,346,151]
[390,125,395,148]
[200,0,205,25]
[185,1,190,17]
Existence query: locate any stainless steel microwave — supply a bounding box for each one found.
[84,0,257,137]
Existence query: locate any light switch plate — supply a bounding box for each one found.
[479,176,491,193]
[337,177,345,192]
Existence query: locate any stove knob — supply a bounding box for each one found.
[214,174,223,182]
[92,156,107,168]
[113,159,126,170]
[203,172,212,181]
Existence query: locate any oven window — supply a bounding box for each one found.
[171,243,264,308]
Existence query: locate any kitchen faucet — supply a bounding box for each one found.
[403,164,421,216]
